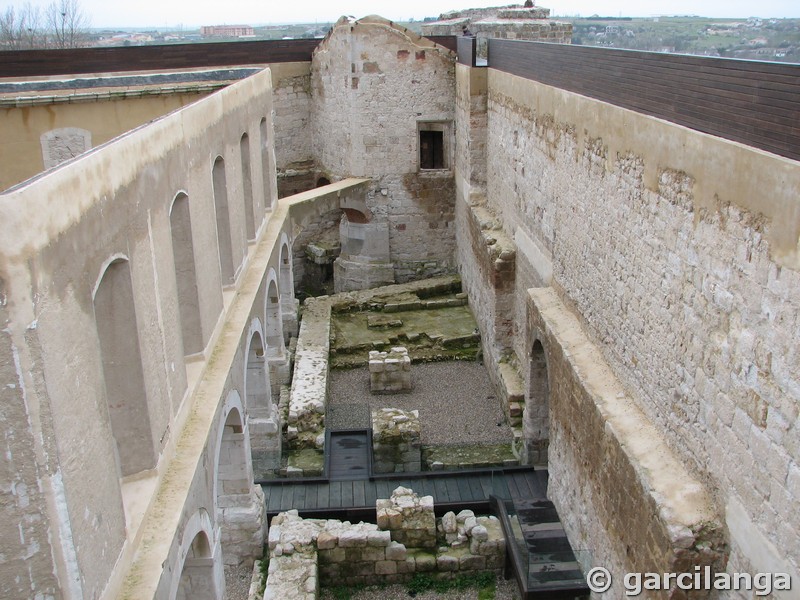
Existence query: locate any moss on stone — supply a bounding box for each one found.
[422,443,517,470]
[287,448,325,474]
[330,300,480,369]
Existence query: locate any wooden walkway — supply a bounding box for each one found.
[262,468,548,520]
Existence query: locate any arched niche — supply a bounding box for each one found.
[93,257,155,478]
[525,339,550,465]
[240,133,256,241]
[170,192,203,355]
[213,155,235,286]
[259,117,274,212]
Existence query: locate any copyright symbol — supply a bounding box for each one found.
[587,567,612,593]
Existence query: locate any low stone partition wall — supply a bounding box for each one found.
[372,408,421,473]
[264,487,505,595]
[286,298,330,451]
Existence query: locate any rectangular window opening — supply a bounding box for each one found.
[420,130,444,169]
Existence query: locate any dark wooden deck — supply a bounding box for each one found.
[262,467,548,520]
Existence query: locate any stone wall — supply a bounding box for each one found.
[270,63,317,198]
[286,297,330,451]
[529,288,727,586]
[459,65,800,588]
[0,85,218,191]
[0,72,375,596]
[311,16,458,283]
[369,348,412,393]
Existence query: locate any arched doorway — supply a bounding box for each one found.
[214,399,265,566]
[245,328,281,479]
[525,339,550,465]
[278,238,298,341]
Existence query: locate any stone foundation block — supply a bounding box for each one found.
[437,555,459,571]
[375,560,397,575]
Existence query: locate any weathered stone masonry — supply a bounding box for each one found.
[456,64,800,588]
[312,17,458,285]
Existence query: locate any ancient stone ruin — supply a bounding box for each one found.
[368,346,412,393]
[264,487,505,597]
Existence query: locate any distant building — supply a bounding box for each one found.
[201,25,255,38]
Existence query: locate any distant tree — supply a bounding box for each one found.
[0,2,45,49]
[46,0,90,48]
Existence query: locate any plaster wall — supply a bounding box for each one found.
[311,17,458,282]
[469,68,800,584]
[0,68,278,599]
[0,91,211,191]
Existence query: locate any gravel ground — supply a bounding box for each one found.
[328,362,512,446]
[225,564,255,600]
[320,575,521,600]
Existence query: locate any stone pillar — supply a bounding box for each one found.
[371,408,421,473]
[376,486,437,549]
[282,298,300,343]
[333,216,394,292]
[250,404,282,479]
[268,354,292,398]
[369,347,411,393]
[218,487,267,567]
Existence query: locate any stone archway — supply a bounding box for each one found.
[265,273,291,397]
[278,236,298,341]
[214,396,266,567]
[245,326,281,479]
[169,511,224,600]
[176,531,219,600]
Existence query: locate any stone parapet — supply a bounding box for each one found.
[528,287,727,586]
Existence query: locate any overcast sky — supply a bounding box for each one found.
[13,0,798,28]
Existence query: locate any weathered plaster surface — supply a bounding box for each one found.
[0,90,213,191]
[0,67,287,599]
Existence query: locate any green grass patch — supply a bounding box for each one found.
[406,571,496,597]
